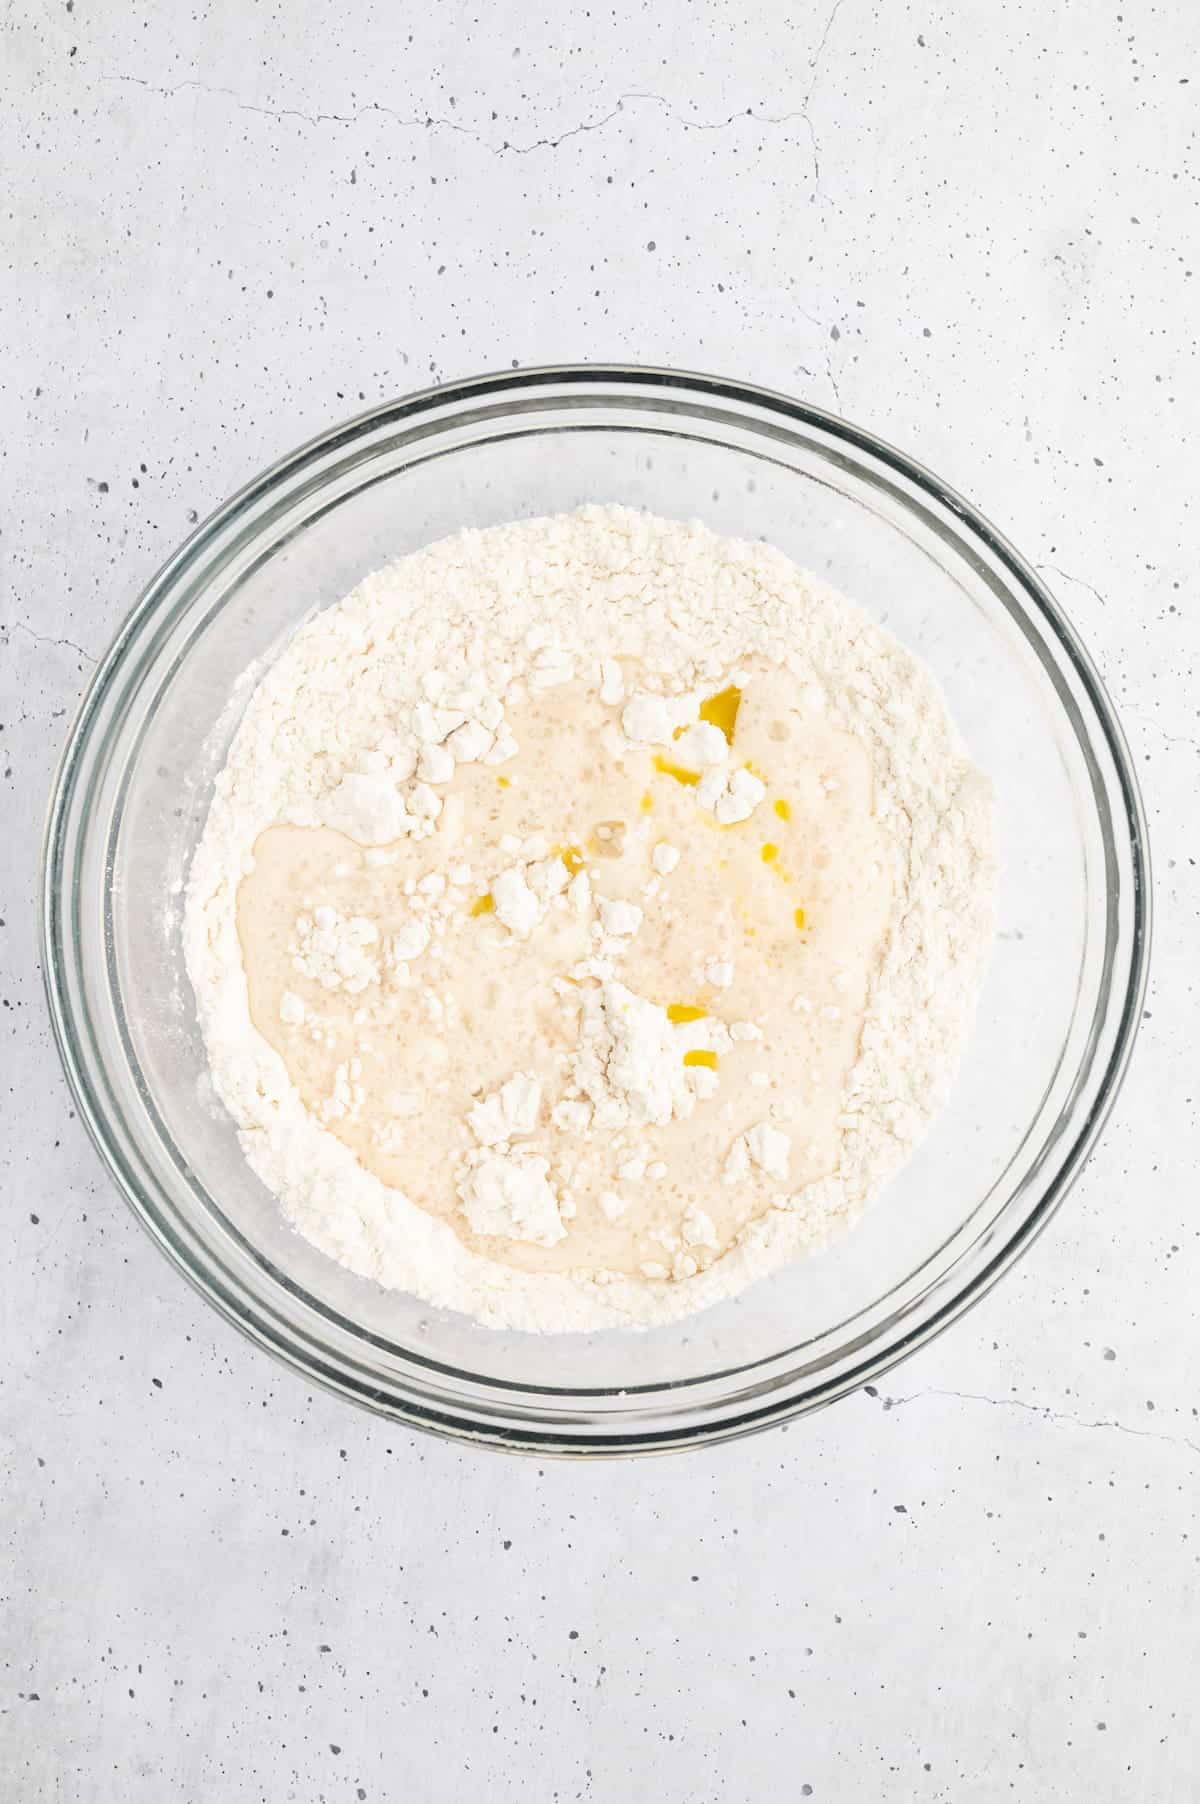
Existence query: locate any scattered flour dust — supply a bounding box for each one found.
[184,506,993,1332]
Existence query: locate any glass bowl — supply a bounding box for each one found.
[41,366,1150,1456]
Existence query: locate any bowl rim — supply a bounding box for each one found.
[40,362,1153,1456]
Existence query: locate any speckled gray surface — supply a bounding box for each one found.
[2,2,1197,1797]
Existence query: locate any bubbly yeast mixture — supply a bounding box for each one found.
[237,661,891,1281]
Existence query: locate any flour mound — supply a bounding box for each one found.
[184,506,993,1333]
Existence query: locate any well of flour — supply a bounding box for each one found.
[184,505,993,1332]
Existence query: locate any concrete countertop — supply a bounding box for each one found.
[3,2,1196,1796]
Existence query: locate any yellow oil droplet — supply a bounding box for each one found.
[774,798,791,821]
[640,791,654,813]
[683,1049,718,1069]
[653,753,701,787]
[761,842,779,864]
[667,1003,708,1024]
[496,775,511,788]
[744,759,768,782]
[470,893,495,917]
[794,906,807,931]
[699,685,742,743]
[559,845,585,876]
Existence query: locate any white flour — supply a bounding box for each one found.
[184,506,993,1331]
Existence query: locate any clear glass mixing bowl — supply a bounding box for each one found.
[41,367,1150,1455]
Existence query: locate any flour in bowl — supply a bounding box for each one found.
[184,506,993,1331]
